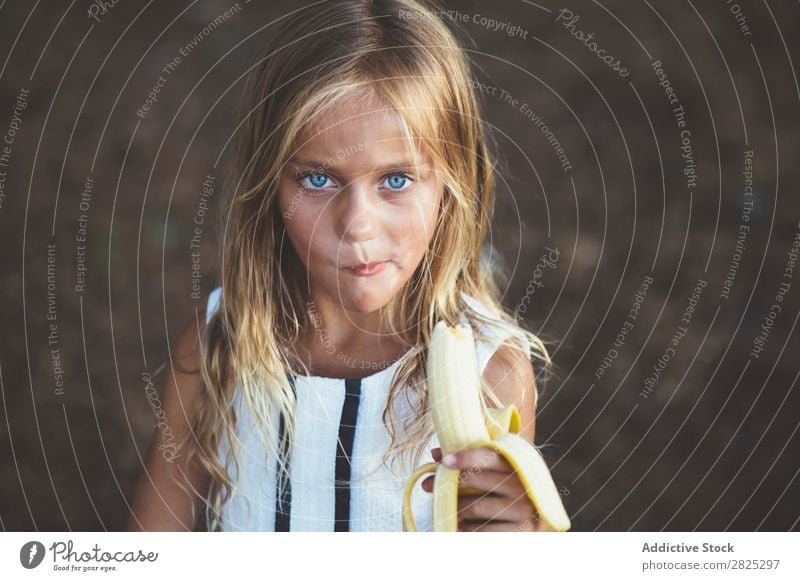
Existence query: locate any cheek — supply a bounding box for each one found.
[278,189,318,265]
[283,216,310,264]
[390,194,440,261]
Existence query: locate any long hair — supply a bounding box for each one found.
[187,0,554,531]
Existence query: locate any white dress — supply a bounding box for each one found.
[205,287,530,531]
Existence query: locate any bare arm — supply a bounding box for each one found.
[482,341,538,443]
[127,309,211,531]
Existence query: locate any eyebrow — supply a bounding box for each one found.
[287,158,429,173]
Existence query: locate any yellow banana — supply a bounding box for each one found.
[402,321,571,532]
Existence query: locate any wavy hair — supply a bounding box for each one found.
[186,0,554,531]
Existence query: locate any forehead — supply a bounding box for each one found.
[290,93,429,171]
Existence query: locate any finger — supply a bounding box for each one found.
[516,514,548,532]
[423,469,525,496]
[532,516,552,532]
[458,519,520,532]
[459,515,544,533]
[457,493,536,523]
[458,467,526,497]
[443,448,512,472]
[423,471,520,495]
[431,447,442,462]
[460,517,543,533]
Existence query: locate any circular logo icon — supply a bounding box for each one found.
[20,541,46,569]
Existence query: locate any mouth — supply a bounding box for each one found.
[342,260,389,277]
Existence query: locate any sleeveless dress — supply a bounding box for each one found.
[205,287,530,532]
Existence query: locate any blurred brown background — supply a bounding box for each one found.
[1,0,798,531]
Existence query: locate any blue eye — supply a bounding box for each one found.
[297,171,413,192]
[303,172,332,189]
[383,173,412,191]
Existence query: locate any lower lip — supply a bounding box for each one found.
[344,261,389,276]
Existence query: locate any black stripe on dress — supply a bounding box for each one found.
[334,378,362,532]
[274,374,297,532]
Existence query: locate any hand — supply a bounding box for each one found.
[422,447,546,532]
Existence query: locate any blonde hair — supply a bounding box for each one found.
[188,0,554,531]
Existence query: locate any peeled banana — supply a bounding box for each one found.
[402,321,571,532]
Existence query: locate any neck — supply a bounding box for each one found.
[297,293,408,378]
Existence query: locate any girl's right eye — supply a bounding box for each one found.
[299,172,337,190]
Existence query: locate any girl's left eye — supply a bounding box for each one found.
[381,173,413,191]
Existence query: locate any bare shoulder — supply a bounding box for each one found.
[482,340,538,443]
[171,307,207,375]
[128,307,210,531]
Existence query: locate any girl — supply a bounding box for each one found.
[129,0,554,532]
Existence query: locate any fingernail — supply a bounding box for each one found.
[442,453,457,468]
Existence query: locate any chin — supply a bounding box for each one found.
[346,296,388,315]
[342,289,393,314]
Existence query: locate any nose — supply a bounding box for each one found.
[335,181,379,243]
